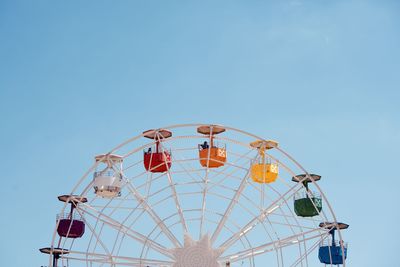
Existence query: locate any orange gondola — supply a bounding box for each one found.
[197,125,227,168]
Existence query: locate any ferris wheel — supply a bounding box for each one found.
[40,124,349,267]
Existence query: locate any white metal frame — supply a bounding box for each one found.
[45,124,346,267]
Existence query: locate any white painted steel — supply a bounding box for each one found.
[44,124,346,267]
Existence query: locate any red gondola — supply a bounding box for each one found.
[143,129,172,173]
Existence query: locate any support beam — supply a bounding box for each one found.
[78,204,174,258]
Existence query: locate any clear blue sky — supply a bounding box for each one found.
[0,1,399,266]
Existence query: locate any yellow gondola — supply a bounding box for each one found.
[250,140,278,183]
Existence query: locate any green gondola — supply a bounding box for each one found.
[292,174,322,217]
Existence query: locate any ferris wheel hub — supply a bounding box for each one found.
[171,234,224,267]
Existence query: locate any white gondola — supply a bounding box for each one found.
[93,154,124,198]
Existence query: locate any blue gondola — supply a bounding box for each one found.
[318,222,349,265]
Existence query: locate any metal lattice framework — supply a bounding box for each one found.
[43,124,347,267]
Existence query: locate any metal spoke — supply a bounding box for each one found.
[199,129,213,239]
[220,228,328,263]
[289,234,326,267]
[73,208,113,259]
[218,182,303,250]
[210,167,251,245]
[61,250,173,266]
[77,203,174,258]
[157,133,188,234]
[124,180,182,247]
